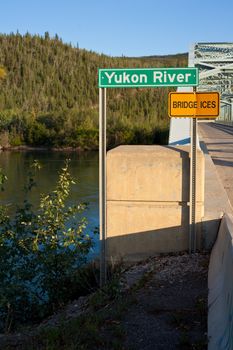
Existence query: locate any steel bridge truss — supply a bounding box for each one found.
[193,42,233,123]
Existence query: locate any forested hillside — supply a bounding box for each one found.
[0,33,188,149]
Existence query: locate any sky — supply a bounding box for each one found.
[0,0,232,57]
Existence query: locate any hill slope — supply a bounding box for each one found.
[0,33,188,149]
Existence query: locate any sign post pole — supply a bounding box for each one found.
[168,89,220,252]
[98,67,200,283]
[189,87,197,253]
[99,87,107,287]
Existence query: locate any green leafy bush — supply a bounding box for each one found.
[0,161,94,332]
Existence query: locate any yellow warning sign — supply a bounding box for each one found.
[168,92,220,118]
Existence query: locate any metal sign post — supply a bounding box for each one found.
[98,67,200,286]
[99,87,107,287]
[168,89,219,252]
[189,87,197,253]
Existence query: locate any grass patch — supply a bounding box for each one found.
[29,298,133,349]
[2,271,137,350]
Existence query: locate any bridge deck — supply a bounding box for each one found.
[198,122,233,207]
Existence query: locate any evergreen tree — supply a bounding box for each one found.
[0,33,188,148]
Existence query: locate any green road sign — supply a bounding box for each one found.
[99,67,198,88]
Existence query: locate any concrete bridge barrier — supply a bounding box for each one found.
[106,145,205,262]
[208,213,233,350]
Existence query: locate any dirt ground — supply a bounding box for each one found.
[121,252,209,350]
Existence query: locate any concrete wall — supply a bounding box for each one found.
[106,145,205,262]
[208,213,233,350]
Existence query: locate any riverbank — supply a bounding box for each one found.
[0,251,209,350]
[0,145,95,152]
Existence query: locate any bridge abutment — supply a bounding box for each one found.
[106,145,205,262]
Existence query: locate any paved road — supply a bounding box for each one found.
[198,122,233,207]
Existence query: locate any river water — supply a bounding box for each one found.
[0,150,99,257]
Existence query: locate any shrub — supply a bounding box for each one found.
[0,160,94,332]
